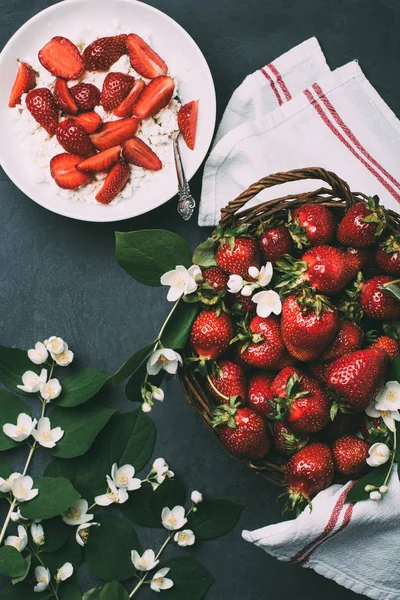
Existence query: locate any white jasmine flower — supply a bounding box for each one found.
[257,263,274,287]
[160,265,201,301]
[17,369,47,393]
[31,523,45,546]
[52,343,74,367]
[161,506,187,531]
[252,290,282,318]
[370,490,382,501]
[227,274,243,294]
[55,562,73,582]
[32,417,64,449]
[5,525,28,552]
[174,529,195,547]
[146,348,182,376]
[153,458,174,484]
[152,387,164,402]
[45,336,65,355]
[3,414,37,442]
[191,490,203,504]
[248,266,260,279]
[241,284,256,297]
[375,381,400,411]
[111,463,142,491]
[40,378,62,402]
[62,499,94,526]
[76,522,99,547]
[131,549,159,572]
[366,442,391,467]
[34,566,50,592]
[95,476,129,506]
[0,472,22,493]
[150,568,174,592]
[12,475,39,502]
[366,401,400,433]
[10,508,27,523]
[142,402,152,413]
[28,342,48,365]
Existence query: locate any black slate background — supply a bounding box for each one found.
[1,0,399,598]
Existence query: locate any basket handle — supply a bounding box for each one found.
[220,167,353,224]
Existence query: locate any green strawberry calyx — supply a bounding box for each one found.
[287,210,310,250]
[381,234,400,255]
[363,195,388,237]
[211,397,241,429]
[296,288,334,318]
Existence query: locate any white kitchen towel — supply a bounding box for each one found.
[199,56,400,226]
[242,466,400,600]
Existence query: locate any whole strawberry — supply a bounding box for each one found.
[207,360,247,404]
[344,246,377,276]
[70,83,100,112]
[326,348,389,410]
[337,198,387,247]
[56,118,95,157]
[289,204,336,248]
[248,372,275,417]
[216,234,260,279]
[360,275,400,320]
[259,222,293,263]
[273,421,308,455]
[190,309,233,360]
[213,402,270,459]
[332,435,369,475]
[284,443,334,513]
[375,235,400,275]
[371,335,400,360]
[237,315,285,369]
[83,34,127,71]
[202,267,228,293]
[26,88,59,135]
[321,320,363,362]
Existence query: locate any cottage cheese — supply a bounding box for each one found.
[10,23,180,205]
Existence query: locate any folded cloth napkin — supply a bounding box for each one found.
[242,467,400,600]
[199,39,400,226]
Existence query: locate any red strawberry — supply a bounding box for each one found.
[273,421,308,455]
[91,118,139,151]
[56,118,95,157]
[50,153,91,190]
[281,291,339,362]
[83,34,127,71]
[101,73,135,112]
[207,360,247,404]
[213,402,270,459]
[371,335,400,360]
[70,83,100,112]
[230,292,257,316]
[54,78,78,115]
[321,320,363,362]
[26,88,59,135]
[237,315,286,370]
[326,348,389,410]
[122,137,162,171]
[125,34,168,79]
[77,146,121,172]
[190,309,234,360]
[259,223,293,264]
[344,246,376,274]
[285,443,334,513]
[95,157,130,204]
[332,435,369,475]
[306,362,328,384]
[38,36,84,80]
[178,100,198,150]
[360,275,400,320]
[375,235,400,275]
[248,372,275,417]
[133,76,175,119]
[216,236,260,279]
[69,111,102,134]
[114,79,146,118]
[202,267,228,293]
[8,61,36,108]
[289,204,336,248]
[337,198,387,247]
[323,411,362,441]
[359,416,387,444]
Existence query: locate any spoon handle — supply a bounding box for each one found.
[173,135,196,221]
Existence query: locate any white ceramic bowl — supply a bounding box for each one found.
[0,0,216,222]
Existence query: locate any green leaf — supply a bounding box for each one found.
[161,302,198,349]
[345,465,388,503]
[0,346,35,394]
[0,584,50,599]
[0,546,26,578]
[188,500,243,539]
[11,555,32,585]
[123,478,186,528]
[113,343,155,385]
[0,391,31,451]
[40,518,70,553]
[56,369,110,408]
[85,515,140,581]
[389,354,400,383]
[192,238,217,268]
[58,579,82,600]
[382,282,400,302]
[20,477,80,520]
[100,582,129,600]
[36,531,83,574]
[160,557,215,599]
[115,229,192,286]
[83,589,102,600]
[49,404,115,458]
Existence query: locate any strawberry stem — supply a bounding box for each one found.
[206,374,231,403]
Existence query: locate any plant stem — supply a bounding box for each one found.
[32,547,60,600]
[206,374,230,403]
[157,299,181,343]
[384,426,397,487]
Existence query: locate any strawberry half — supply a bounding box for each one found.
[8,61,36,108]
[95,157,130,204]
[114,79,146,118]
[91,117,139,151]
[77,146,121,172]
[69,112,102,134]
[178,100,198,150]
[70,83,100,112]
[126,34,168,79]
[38,36,84,80]
[101,72,135,112]
[83,34,127,71]
[122,137,162,171]
[133,76,175,120]
[26,88,59,135]
[50,153,91,189]
[54,78,78,115]
[56,118,96,157]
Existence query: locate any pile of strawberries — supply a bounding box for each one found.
[8,34,198,203]
[188,198,400,512]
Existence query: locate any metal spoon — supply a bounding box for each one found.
[172,131,196,220]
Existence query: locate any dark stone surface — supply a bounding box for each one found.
[1,0,399,598]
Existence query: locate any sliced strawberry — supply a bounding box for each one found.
[83,34,127,71]
[96,157,130,204]
[178,100,198,150]
[90,117,139,151]
[114,79,146,118]
[126,34,168,79]
[50,153,91,189]
[54,78,78,115]
[8,61,36,108]
[38,36,84,80]
[133,76,174,120]
[122,137,162,171]
[56,118,96,157]
[100,72,135,112]
[26,88,59,135]
[77,146,121,172]
[70,83,101,112]
[69,111,103,134]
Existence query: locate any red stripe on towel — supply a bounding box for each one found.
[261,67,284,106]
[268,63,292,101]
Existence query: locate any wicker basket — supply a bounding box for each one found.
[180,167,400,486]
